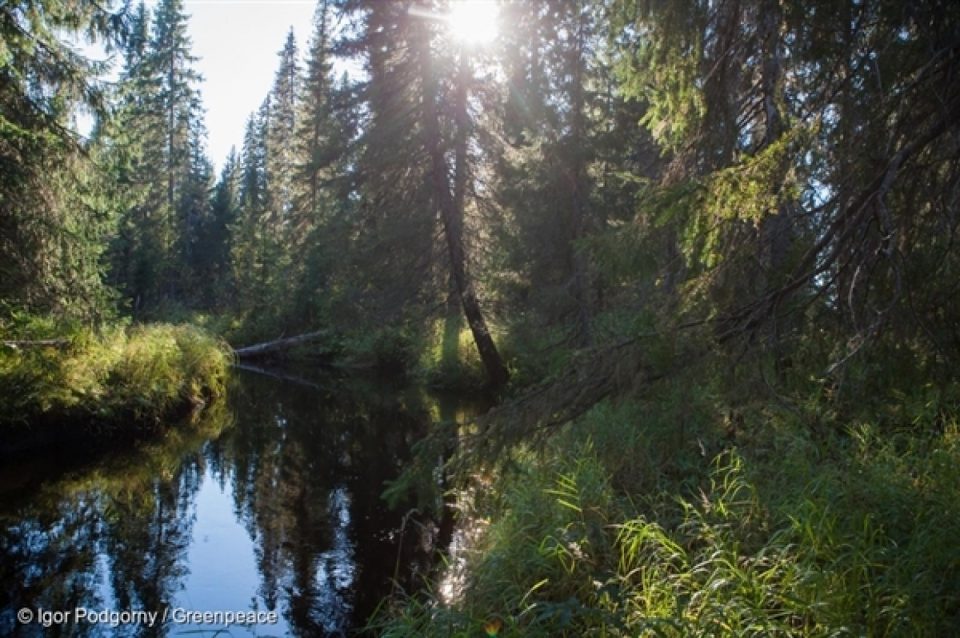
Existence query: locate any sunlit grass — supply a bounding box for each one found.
[0,318,230,431]
[371,387,960,636]
[421,317,488,390]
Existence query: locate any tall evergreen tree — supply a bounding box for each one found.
[332,0,439,327]
[176,121,214,290]
[418,8,509,388]
[290,1,359,328]
[266,29,301,228]
[231,103,271,315]
[106,0,209,310]
[604,0,960,386]
[0,0,123,320]
[494,1,629,348]
[147,0,207,302]
[106,1,160,307]
[197,148,240,306]
[296,0,336,227]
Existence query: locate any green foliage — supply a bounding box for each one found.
[336,324,420,375]
[375,384,960,636]
[4,0,960,632]
[102,0,211,312]
[420,318,492,390]
[367,326,419,374]
[0,0,120,322]
[0,319,230,429]
[611,0,708,155]
[496,320,574,389]
[704,132,800,224]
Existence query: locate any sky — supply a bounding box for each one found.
[182,0,318,169]
[79,0,482,172]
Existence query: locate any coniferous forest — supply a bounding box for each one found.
[2,0,960,635]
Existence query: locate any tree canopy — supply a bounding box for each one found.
[3,0,959,398]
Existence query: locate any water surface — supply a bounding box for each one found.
[0,368,477,636]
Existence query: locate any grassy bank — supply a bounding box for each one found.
[373,380,960,637]
[1,319,230,445]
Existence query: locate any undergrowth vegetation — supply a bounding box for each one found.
[0,316,230,433]
[372,381,960,637]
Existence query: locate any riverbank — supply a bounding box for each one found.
[0,321,230,453]
[179,308,497,391]
[373,378,960,637]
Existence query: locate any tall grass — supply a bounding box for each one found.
[0,319,230,431]
[372,386,960,636]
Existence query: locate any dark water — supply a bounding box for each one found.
[0,368,481,637]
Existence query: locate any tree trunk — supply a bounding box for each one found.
[233,330,330,359]
[569,5,593,347]
[422,48,509,389]
[168,53,176,216]
[440,51,472,375]
[757,0,792,380]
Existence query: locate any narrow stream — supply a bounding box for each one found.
[0,368,482,637]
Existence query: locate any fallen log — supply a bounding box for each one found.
[233,330,331,360]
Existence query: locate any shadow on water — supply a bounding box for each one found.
[0,367,488,637]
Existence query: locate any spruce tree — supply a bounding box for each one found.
[231,104,270,317]
[0,0,123,320]
[296,0,336,227]
[147,0,207,303]
[290,1,358,328]
[197,149,240,307]
[333,0,438,326]
[266,29,301,230]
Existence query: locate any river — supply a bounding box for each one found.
[0,367,483,637]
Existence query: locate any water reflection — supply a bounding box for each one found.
[0,368,479,637]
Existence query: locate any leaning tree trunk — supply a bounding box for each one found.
[421,48,509,389]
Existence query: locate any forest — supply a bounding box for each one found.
[2,0,960,635]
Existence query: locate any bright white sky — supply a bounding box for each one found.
[182,0,317,169]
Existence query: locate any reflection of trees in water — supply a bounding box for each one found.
[0,373,481,638]
[101,458,202,638]
[0,493,103,637]
[217,373,445,636]
[0,406,230,638]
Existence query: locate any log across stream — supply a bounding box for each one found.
[232,330,332,359]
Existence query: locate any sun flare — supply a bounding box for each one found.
[447,1,499,45]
